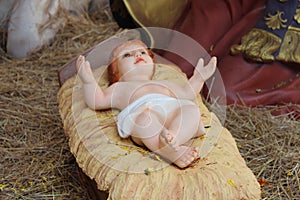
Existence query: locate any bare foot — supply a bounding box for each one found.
[160,129,178,151]
[173,146,199,168]
[156,144,199,168]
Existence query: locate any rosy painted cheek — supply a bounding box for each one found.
[142,56,152,63]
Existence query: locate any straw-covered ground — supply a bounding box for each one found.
[1,9,299,200]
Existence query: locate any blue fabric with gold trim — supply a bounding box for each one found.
[231,0,300,64]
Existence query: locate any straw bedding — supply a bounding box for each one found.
[0,9,299,200]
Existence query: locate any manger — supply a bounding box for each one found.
[57,35,261,200]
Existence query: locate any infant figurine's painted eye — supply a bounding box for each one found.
[141,51,147,55]
[123,53,131,58]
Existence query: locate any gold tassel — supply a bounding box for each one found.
[277,26,300,63]
[230,28,282,62]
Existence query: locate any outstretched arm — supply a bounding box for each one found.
[183,56,217,99]
[76,55,112,110]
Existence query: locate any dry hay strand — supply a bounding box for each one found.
[224,104,300,199]
[0,6,299,200]
[0,9,119,200]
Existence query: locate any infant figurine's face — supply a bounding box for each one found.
[116,43,154,81]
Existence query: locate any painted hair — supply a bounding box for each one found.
[107,40,154,85]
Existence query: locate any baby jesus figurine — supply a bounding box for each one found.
[76,40,217,168]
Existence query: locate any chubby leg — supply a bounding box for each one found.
[130,107,165,145]
[131,107,199,168]
[161,104,205,147]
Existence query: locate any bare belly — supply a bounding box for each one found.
[129,83,175,104]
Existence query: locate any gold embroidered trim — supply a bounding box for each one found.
[230,28,282,62]
[265,11,287,30]
[294,8,300,24]
[277,26,300,63]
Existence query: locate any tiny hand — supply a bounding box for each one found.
[76,55,95,84]
[194,56,217,81]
